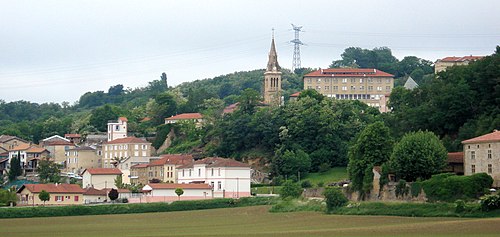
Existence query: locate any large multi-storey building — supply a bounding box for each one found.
[462,130,500,187]
[263,36,282,106]
[177,157,251,198]
[435,56,483,74]
[65,146,101,174]
[102,137,151,168]
[303,68,394,109]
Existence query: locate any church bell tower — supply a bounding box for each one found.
[263,34,282,106]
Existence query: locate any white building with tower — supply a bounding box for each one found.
[107,117,128,142]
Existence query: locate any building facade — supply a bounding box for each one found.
[102,137,151,168]
[130,154,193,184]
[82,168,122,189]
[165,113,204,127]
[435,56,484,74]
[303,68,394,110]
[0,135,29,150]
[462,130,500,187]
[43,140,75,166]
[263,36,282,106]
[17,184,84,206]
[177,157,251,198]
[107,117,128,142]
[65,146,101,174]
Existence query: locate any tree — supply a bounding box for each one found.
[114,175,125,189]
[175,188,184,201]
[323,188,348,213]
[8,156,22,181]
[37,160,61,183]
[280,180,302,199]
[272,149,311,178]
[160,72,168,89]
[238,88,261,114]
[108,84,124,96]
[89,104,121,131]
[0,189,17,206]
[348,121,393,196]
[108,188,119,202]
[38,190,50,205]
[389,131,447,182]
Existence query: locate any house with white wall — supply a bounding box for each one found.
[82,168,122,189]
[177,157,251,198]
[107,117,128,142]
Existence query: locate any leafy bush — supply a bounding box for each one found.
[318,163,331,173]
[0,197,278,219]
[301,180,312,188]
[317,181,324,188]
[410,181,422,197]
[395,180,409,198]
[323,187,348,213]
[455,199,466,213]
[0,189,17,206]
[481,194,500,212]
[280,180,303,199]
[423,173,493,202]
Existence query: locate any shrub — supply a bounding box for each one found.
[318,163,331,173]
[317,181,324,188]
[410,181,422,197]
[423,173,493,202]
[480,194,500,212]
[323,187,348,213]
[280,180,302,199]
[301,180,312,188]
[455,199,466,213]
[395,180,409,198]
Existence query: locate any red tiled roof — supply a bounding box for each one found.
[45,140,74,146]
[290,92,301,97]
[9,143,31,151]
[118,117,128,122]
[18,184,84,194]
[131,163,149,169]
[447,152,464,164]
[165,113,203,120]
[439,56,484,62]
[83,187,107,195]
[150,154,194,166]
[304,68,394,78]
[26,147,48,153]
[179,157,249,169]
[223,103,239,114]
[147,183,211,190]
[83,168,122,175]
[102,188,131,193]
[105,137,149,144]
[462,130,500,144]
[140,117,151,122]
[65,134,81,138]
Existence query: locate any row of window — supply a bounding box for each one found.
[467,144,493,149]
[306,78,392,84]
[210,181,223,190]
[469,150,493,159]
[181,168,222,177]
[329,94,385,100]
[104,144,148,151]
[471,164,493,174]
[54,195,79,202]
[104,151,147,159]
[308,85,391,92]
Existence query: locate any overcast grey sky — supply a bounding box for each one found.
[1,0,499,103]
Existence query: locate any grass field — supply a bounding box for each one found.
[2,206,500,237]
[303,166,348,185]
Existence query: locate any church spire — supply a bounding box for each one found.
[266,33,281,72]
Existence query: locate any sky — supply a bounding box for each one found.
[1,0,499,104]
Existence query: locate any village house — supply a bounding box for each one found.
[0,135,29,150]
[82,168,122,189]
[65,146,101,174]
[8,144,49,173]
[65,133,82,144]
[17,183,84,206]
[83,187,132,204]
[435,55,484,74]
[130,154,193,184]
[463,130,500,187]
[445,152,464,175]
[165,113,204,127]
[107,117,128,142]
[177,157,251,198]
[115,155,153,184]
[102,136,152,169]
[42,138,75,166]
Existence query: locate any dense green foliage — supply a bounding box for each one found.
[8,157,21,181]
[108,189,119,201]
[38,190,50,205]
[37,160,62,183]
[389,131,447,181]
[0,189,17,206]
[323,188,348,212]
[481,193,500,212]
[395,179,409,198]
[421,173,493,202]
[0,197,277,219]
[348,122,393,196]
[280,180,303,199]
[175,188,184,200]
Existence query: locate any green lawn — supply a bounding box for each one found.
[303,167,348,185]
[1,206,500,237]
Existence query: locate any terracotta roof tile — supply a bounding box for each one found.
[118,117,128,122]
[179,157,249,169]
[149,154,194,166]
[165,113,203,120]
[447,152,464,164]
[290,92,301,97]
[439,56,484,62]
[64,134,82,138]
[462,130,500,144]
[26,147,48,153]
[83,187,107,195]
[304,68,394,78]
[45,140,74,146]
[83,168,122,175]
[131,163,149,168]
[105,137,149,144]
[18,184,84,194]
[9,143,31,151]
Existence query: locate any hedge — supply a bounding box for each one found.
[421,173,493,202]
[0,197,278,219]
